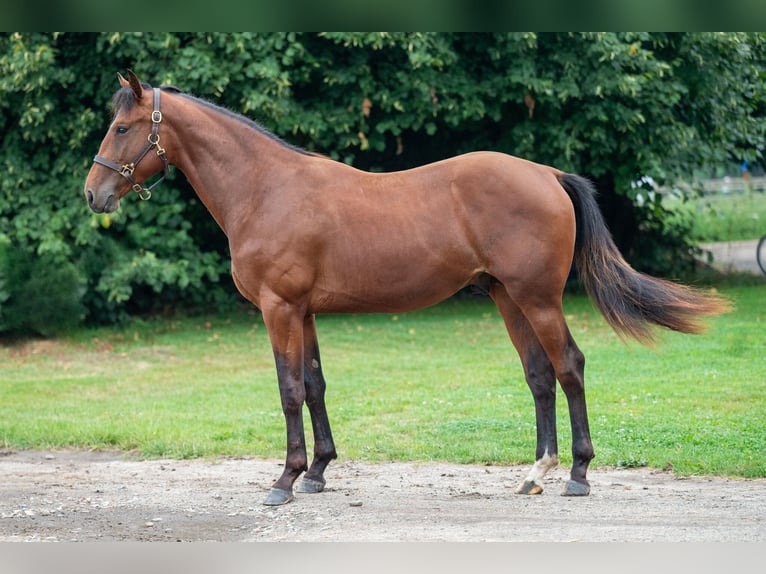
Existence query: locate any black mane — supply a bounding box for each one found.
[110,83,312,157]
[177,91,313,156]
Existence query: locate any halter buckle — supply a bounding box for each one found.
[120,163,136,177]
[151,110,162,123]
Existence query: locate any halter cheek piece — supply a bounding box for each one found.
[92,87,170,201]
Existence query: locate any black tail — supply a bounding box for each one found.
[558,173,731,344]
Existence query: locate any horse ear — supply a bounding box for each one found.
[117,72,129,88]
[125,69,144,100]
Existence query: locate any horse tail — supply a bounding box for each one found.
[557,173,731,344]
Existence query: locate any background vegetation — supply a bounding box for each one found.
[672,187,766,243]
[1,32,765,335]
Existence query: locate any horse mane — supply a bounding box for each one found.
[110,83,314,157]
[176,91,314,157]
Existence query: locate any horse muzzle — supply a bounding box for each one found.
[86,188,120,214]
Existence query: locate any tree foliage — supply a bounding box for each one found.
[1,32,763,333]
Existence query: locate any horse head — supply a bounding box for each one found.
[84,70,170,213]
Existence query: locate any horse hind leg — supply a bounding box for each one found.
[489,283,560,495]
[493,278,594,496]
[514,293,594,496]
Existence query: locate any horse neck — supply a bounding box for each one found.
[162,93,301,235]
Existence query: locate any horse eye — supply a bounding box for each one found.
[116,126,129,135]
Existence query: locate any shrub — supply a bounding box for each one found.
[0,235,85,337]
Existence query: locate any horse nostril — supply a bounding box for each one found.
[87,189,95,206]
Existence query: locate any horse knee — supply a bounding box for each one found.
[304,371,327,406]
[280,385,306,415]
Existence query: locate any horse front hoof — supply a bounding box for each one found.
[263,487,294,506]
[296,476,326,493]
[561,480,590,496]
[515,480,544,495]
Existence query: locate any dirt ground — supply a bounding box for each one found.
[0,448,764,542]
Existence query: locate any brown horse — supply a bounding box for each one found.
[84,71,730,506]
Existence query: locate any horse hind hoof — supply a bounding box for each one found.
[515,480,544,495]
[263,488,294,506]
[561,480,590,496]
[296,477,326,494]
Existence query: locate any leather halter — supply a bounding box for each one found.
[93,87,170,201]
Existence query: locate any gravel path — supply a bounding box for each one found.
[1,449,764,542]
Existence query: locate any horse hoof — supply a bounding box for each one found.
[263,488,294,506]
[561,480,590,496]
[296,477,326,493]
[515,480,544,495]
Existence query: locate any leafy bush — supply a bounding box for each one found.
[0,33,763,331]
[0,235,85,336]
[628,190,700,279]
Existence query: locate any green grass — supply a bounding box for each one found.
[1,286,764,478]
[667,189,766,242]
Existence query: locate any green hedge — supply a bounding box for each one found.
[1,33,763,334]
[0,234,84,336]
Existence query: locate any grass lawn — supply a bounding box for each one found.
[1,285,763,478]
[667,189,766,242]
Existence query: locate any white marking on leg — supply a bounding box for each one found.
[523,449,559,488]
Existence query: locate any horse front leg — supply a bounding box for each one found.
[262,300,309,506]
[296,314,337,494]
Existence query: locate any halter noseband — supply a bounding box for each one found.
[93,87,170,201]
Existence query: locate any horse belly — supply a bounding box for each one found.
[309,238,479,314]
